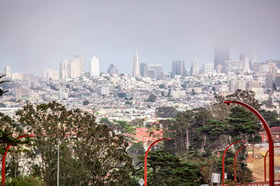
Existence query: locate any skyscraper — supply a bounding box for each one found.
[59,55,83,80]
[190,59,200,76]
[90,56,100,76]
[214,45,229,73]
[140,63,148,77]
[69,55,83,78]
[4,66,11,78]
[172,60,185,77]
[107,64,119,76]
[149,64,163,79]
[60,60,69,80]
[132,50,140,77]
[203,64,214,74]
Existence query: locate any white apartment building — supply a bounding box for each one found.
[69,56,83,78]
[90,56,100,76]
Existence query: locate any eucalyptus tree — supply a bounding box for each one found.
[16,102,134,186]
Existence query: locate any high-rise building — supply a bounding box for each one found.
[203,64,214,74]
[4,66,11,78]
[224,60,242,73]
[140,63,148,77]
[107,64,119,76]
[149,64,163,79]
[214,45,229,73]
[69,55,83,78]
[243,57,251,73]
[59,55,83,79]
[172,60,185,77]
[132,50,140,77]
[190,59,200,76]
[90,56,100,76]
[60,60,69,80]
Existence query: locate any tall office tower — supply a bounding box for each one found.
[132,50,140,77]
[140,63,148,77]
[172,60,185,77]
[203,63,214,74]
[90,56,100,76]
[69,55,83,78]
[149,64,163,79]
[190,59,200,76]
[60,60,69,80]
[4,66,11,78]
[214,45,229,73]
[224,60,242,73]
[107,64,119,76]
[243,58,251,73]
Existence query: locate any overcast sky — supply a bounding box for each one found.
[1,0,280,75]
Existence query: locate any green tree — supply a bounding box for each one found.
[16,102,134,186]
[145,94,157,102]
[155,107,178,118]
[127,141,145,167]
[137,150,202,186]
[227,107,261,143]
[6,176,45,186]
[260,109,280,127]
[0,113,26,154]
[225,89,261,110]
[164,110,195,155]
[0,74,18,154]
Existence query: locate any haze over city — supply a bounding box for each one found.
[1,0,280,75]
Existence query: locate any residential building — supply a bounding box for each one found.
[90,56,100,76]
[259,127,280,143]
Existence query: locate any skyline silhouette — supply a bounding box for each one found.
[1,0,280,75]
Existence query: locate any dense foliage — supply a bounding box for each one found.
[2,89,280,185]
[16,102,134,186]
[0,75,28,155]
[137,150,203,186]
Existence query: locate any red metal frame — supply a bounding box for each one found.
[224,100,275,185]
[144,138,171,186]
[222,140,245,186]
[1,134,34,186]
[264,146,280,183]
[234,144,253,184]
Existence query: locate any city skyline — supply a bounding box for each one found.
[1,0,280,75]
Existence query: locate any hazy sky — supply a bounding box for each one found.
[1,0,280,75]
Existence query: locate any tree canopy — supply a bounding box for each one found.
[16,102,135,185]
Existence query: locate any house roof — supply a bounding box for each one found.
[259,127,280,134]
[270,127,280,133]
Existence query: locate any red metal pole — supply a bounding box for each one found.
[144,138,171,186]
[234,144,253,184]
[224,100,275,186]
[264,150,269,183]
[1,134,34,186]
[264,146,280,183]
[222,140,245,186]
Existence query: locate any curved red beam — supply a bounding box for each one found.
[264,146,280,183]
[234,144,253,184]
[1,134,35,186]
[224,100,275,185]
[144,138,171,186]
[222,140,245,186]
